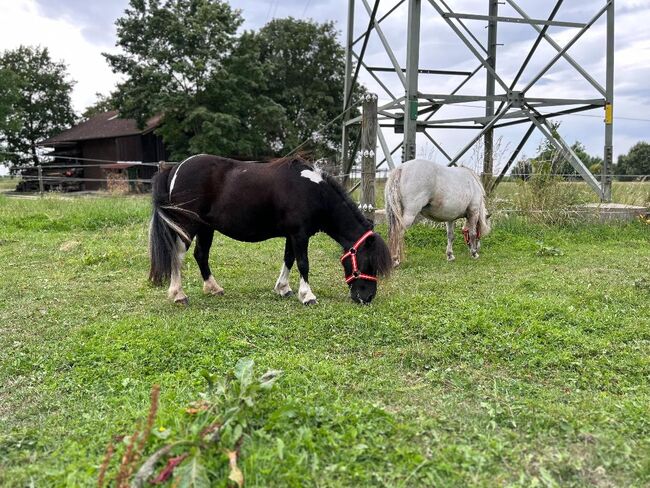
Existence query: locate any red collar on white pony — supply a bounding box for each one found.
[340,230,378,284]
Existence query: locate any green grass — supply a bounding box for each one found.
[494,181,650,207]
[1,194,649,486]
[350,179,650,210]
[0,177,18,191]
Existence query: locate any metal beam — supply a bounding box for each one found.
[602,0,614,201]
[352,52,398,101]
[352,0,405,46]
[448,102,513,166]
[505,0,607,96]
[361,0,407,88]
[341,0,355,178]
[487,123,535,194]
[442,12,586,29]
[403,0,421,162]
[428,0,510,92]
[438,0,488,54]
[483,0,498,185]
[366,66,472,76]
[493,104,601,128]
[521,3,609,94]
[495,0,563,115]
[377,127,395,169]
[423,131,452,161]
[525,108,603,196]
[346,0,380,109]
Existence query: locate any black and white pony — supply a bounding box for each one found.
[148,155,391,305]
[385,158,491,265]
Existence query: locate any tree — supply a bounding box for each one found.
[570,141,603,177]
[516,122,603,179]
[253,17,361,159]
[511,157,533,180]
[106,2,361,161]
[0,46,76,168]
[0,68,19,134]
[615,142,650,177]
[104,0,260,159]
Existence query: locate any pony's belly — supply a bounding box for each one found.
[212,221,281,243]
[421,203,465,222]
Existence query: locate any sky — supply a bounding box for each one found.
[1,0,649,173]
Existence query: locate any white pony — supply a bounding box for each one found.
[384,159,491,265]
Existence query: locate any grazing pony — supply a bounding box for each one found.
[384,159,491,265]
[148,155,391,305]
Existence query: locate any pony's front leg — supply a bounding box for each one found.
[274,238,295,297]
[446,221,456,261]
[168,236,190,305]
[465,214,480,259]
[292,235,317,305]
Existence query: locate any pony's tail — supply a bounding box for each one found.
[385,167,405,264]
[477,197,491,237]
[148,168,185,286]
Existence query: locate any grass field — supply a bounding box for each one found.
[1,193,649,486]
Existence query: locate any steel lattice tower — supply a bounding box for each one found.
[340,0,614,200]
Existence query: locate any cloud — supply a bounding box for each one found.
[32,0,129,44]
[1,0,648,164]
[0,0,122,114]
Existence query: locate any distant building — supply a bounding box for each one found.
[37,111,169,191]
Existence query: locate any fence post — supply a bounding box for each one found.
[360,93,378,222]
[37,165,44,196]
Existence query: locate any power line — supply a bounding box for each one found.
[302,0,313,18]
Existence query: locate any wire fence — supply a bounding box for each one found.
[0,151,648,201]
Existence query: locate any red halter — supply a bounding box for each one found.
[462,227,481,245]
[340,230,378,284]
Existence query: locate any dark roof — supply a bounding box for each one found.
[39,111,163,146]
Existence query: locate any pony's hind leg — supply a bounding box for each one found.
[168,236,190,305]
[392,209,419,267]
[194,228,224,296]
[446,221,456,261]
[274,238,295,297]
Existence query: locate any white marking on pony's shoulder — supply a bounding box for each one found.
[300,169,323,184]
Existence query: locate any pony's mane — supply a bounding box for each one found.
[322,173,391,277]
[324,173,373,230]
[267,156,372,230]
[266,154,314,169]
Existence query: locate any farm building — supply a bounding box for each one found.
[36,111,168,191]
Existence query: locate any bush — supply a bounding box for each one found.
[98,359,281,488]
[512,161,585,225]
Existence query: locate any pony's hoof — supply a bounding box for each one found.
[447,254,456,262]
[174,297,189,307]
[303,299,318,306]
[471,253,479,259]
[205,289,224,296]
[281,290,294,298]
